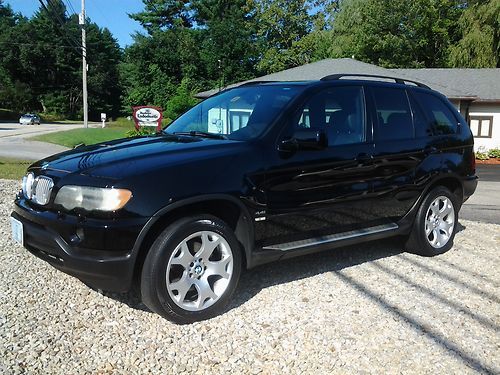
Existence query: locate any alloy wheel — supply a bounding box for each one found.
[165,231,234,311]
[424,195,455,248]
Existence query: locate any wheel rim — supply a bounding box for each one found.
[425,195,455,249]
[166,230,234,311]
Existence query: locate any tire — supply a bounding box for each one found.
[140,215,242,324]
[405,186,459,256]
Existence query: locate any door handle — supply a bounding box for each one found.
[356,153,373,162]
[424,146,438,154]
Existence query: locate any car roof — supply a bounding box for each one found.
[243,75,432,92]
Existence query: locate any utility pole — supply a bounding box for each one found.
[80,0,88,128]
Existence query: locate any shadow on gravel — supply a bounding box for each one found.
[231,237,406,310]
[99,288,152,313]
[333,269,497,374]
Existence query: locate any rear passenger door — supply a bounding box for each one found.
[368,85,433,221]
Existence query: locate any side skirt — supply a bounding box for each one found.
[262,223,398,251]
[248,222,403,268]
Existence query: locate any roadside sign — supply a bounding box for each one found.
[100,113,106,128]
[132,106,163,132]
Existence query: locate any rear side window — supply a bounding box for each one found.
[413,91,458,135]
[371,87,414,141]
[408,94,434,138]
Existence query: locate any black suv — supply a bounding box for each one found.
[11,74,477,323]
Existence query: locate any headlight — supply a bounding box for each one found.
[22,172,35,199]
[54,186,132,212]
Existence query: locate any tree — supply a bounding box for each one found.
[0,0,123,119]
[448,0,500,68]
[255,0,337,73]
[192,0,259,85]
[129,0,192,32]
[329,0,465,68]
[165,77,199,120]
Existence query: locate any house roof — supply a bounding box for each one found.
[195,58,499,102]
[392,68,500,101]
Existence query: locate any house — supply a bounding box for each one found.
[195,58,500,151]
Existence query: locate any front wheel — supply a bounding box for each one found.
[141,215,242,324]
[406,187,459,256]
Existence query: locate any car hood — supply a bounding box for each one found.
[31,134,245,179]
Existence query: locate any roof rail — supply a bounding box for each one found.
[238,80,276,87]
[320,73,430,89]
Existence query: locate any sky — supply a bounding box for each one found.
[6,0,145,47]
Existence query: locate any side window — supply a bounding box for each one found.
[295,86,365,146]
[408,93,434,138]
[372,87,414,141]
[413,91,458,135]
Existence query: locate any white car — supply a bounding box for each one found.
[19,114,41,125]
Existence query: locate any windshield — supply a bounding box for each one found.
[165,85,304,140]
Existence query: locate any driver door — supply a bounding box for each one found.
[256,85,382,248]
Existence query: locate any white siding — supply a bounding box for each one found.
[468,103,500,151]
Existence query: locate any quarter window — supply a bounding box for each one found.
[295,86,366,146]
[413,91,458,135]
[371,87,414,141]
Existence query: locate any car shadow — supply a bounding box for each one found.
[229,237,406,311]
[100,222,467,317]
[98,236,406,315]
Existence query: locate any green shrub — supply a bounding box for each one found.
[475,151,490,160]
[125,127,158,137]
[488,148,500,158]
[39,113,66,122]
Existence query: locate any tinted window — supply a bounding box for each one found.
[295,86,365,146]
[372,87,413,141]
[408,93,433,138]
[166,85,304,141]
[413,91,458,135]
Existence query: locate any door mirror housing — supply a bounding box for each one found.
[280,128,327,152]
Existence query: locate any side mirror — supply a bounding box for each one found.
[280,128,327,152]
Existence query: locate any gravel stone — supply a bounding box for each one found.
[0,179,498,374]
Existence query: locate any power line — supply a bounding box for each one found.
[0,40,100,49]
[64,0,78,16]
[36,0,83,57]
[88,0,112,27]
[0,41,99,50]
[38,0,84,56]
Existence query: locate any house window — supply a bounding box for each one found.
[469,116,493,138]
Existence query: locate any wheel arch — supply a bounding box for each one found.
[131,195,255,284]
[399,173,464,230]
[427,175,463,203]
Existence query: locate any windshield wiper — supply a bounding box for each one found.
[172,131,228,140]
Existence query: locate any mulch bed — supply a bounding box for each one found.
[476,158,500,165]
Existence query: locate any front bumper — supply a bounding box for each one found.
[12,199,149,292]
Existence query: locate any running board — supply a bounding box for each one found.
[262,223,399,252]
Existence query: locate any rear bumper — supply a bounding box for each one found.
[462,175,478,202]
[11,200,149,292]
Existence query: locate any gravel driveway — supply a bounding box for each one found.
[0,179,499,374]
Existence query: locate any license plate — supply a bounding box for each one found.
[10,217,23,246]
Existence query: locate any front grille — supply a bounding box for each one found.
[32,176,54,205]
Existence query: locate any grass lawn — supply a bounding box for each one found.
[0,158,31,180]
[31,127,129,148]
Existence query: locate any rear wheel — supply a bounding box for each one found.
[141,215,242,324]
[406,187,459,256]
